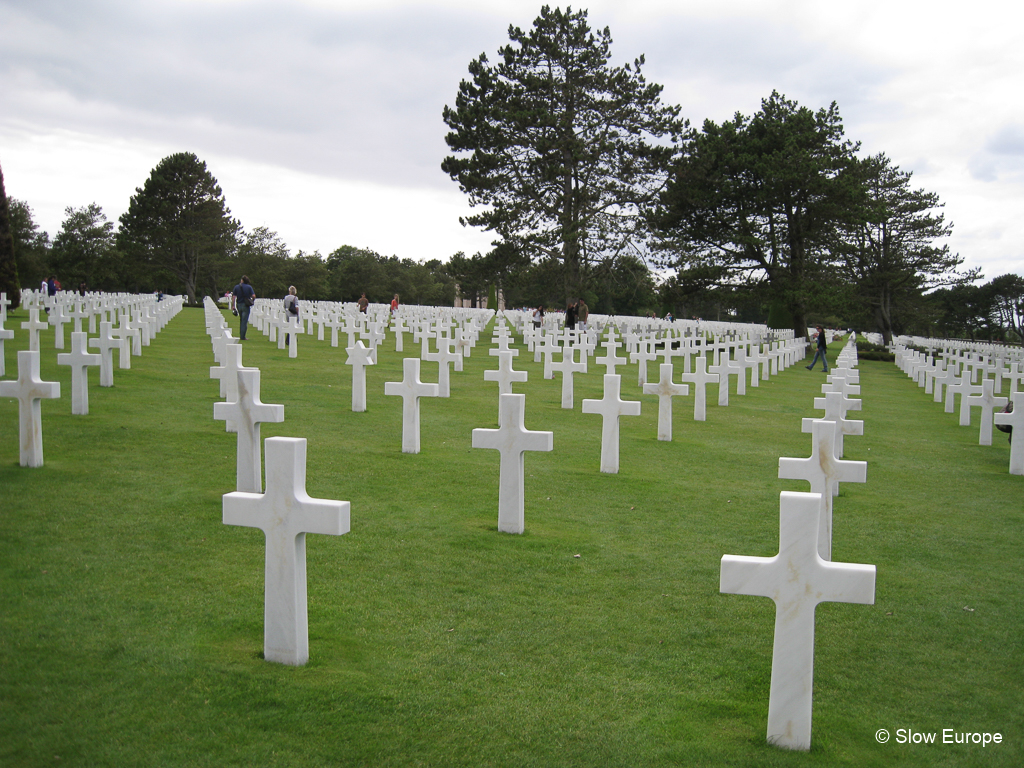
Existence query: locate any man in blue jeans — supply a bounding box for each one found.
[230,275,256,340]
[806,325,829,372]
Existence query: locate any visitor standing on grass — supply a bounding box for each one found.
[807,325,829,372]
[577,298,589,332]
[231,275,256,341]
[284,285,299,346]
[565,300,577,330]
[391,294,399,314]
[358,293,369,313]
[533,306,544,329]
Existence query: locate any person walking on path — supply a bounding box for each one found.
[231,275,256,340]
[283,285,299,345]
[806,326,830,372]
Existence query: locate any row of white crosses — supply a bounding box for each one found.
[206,303,818,668]
[20,288,173,353]
[469,320,814,530]
[1,293,183,466]
[205,301,350,667]
[721,336,873,751]
[893,338,1024,474]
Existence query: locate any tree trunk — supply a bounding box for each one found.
[791,309,807,341]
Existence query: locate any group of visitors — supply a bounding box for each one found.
[529,299,590,331]
[564,298,588,331]
[229,277,397,343]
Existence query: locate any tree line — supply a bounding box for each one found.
[1,149,663,316]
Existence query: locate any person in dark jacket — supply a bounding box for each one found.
[806,326,829,372]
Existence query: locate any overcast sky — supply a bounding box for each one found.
[2,0,1021,281]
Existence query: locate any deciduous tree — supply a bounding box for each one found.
[7,198,50,293]
[50,203,119,291]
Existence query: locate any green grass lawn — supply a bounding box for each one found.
[1,307,1021,767]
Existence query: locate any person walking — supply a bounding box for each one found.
[284,285,299,346]
[565,300,577,330]
[391,294,399,314]
[358,293,369,313]
[577,298,589,332]
[807,326,830,372]
[230,275,256,340]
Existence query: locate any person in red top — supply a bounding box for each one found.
[390,294,399,314]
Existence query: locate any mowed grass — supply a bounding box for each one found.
[0,307,1021,768]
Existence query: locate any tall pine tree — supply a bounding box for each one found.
[442,6,685,302]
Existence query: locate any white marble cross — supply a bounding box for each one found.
[720,491,876,752]
[734,347,749,395]
[582,374,642,473]
[489,333,517,356]
[471,393,553,534]
[384,357,440,453]
[323,313,343,347]
[21,308,49,352]
[740,345,761,388]
[801,390,864,458]
[642,363,690,441]
[48,305,70,350]
[280,314,303,358]
[345,341,376,412]
[423,336,459,397]
[68,302,89,334]
[210,344,254,433]
[0,350,61,466]
[994,392,1023,474]
[709,352,742,406]
[539,333,561,377]
[391,316,408,352]
[948,377,979,419]
[223,437,349,666]
[679,355,719,421]
[631,339,659,386]
[822,375,860,401]
[779,420,867,560]
[595,339,627,376]
[0,320,12,377]
[89,321,125,387]
[115,317,141,359]
[934,362,959,405]
[214,368,285,492]
[963,378,1008,446]
[484,349,528,395]
[57,331,101,415]
[549,347,587,409]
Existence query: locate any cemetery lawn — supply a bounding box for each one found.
[1,308,1021,768]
